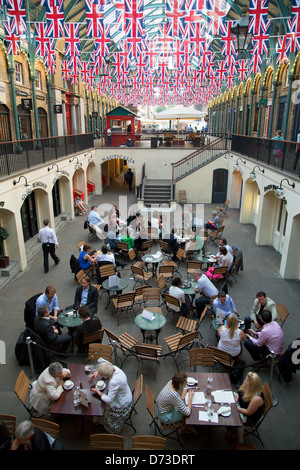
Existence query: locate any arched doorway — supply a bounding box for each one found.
[17,104,32,139]
[38,107,48,138]
[0,104,12,142]
[240,179,260,225]
[230,169,243,208]
[52,179,61,217]
[212,168,228,204]
[20,192,38,242]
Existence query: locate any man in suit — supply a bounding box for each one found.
[75,305,102,354]
[71,276,98,319]
[34,306,71,352]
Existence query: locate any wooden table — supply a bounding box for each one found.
[50,363,105,418]
[185,372,241,428]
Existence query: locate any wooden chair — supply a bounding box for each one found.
[243,382,273,446]
[157,265,174,284]
[134,343,162,380]
[131,265,153,286]
[105,328,139,367]
[134,284,152,305]
[163,292,181,317]
[216,199,230,217]
[159,240,172,259]
[124,374,143,432]
[143,288,162,310]
[87,222,98,243]
[116,241,130,260]
[225,257,241,285]
[128,248,145,269]
[189,348,215,372]
[179,190,187,204]
[98,263,116,282]
[0,414,16,437]
[136,240,153,258]
[207,226,225,246]
[145,385,184,448]
[206,345,235,370]
[31,418,60,440]
[164,331,200,368]
[111,291,136,324]
[156,274,167,294]
[132,435,167,450]
[176,306,207,336]
[82,329,104,348]
[14,370,37,418]
[88,343,112,363]
[208,266,228,285]
[162,247,186,274]
[187,260,202,276]
[90,433,124,450]
[276,303,290,327]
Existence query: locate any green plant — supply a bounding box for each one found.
[0,227,9,259]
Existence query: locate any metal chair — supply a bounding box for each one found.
[187,260,203,276]
[243,382,273,447]
[134,284,152,306]
[14,370,37,418]
[164,331,200,369]
[88,343,112,363]
[90,433,124,450]
[206,345,235,370]
[128,248,145,269]
[216,199,230,217]
[132,435,167,450]
[207,226,225,246]
[157,265,174,284]
[82,329,104,350]
[131,265,153,286]
[124,374,143,432]
[176,306,207,335]
[105,328,139,367]
[163,292,181,317]
[145,385,184,448]
[276,303,290,328]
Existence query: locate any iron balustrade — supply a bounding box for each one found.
[231,135,300,177]
[0,133,94,177]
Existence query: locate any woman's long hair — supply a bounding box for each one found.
[226,313,238,339]
[239,372,262,403]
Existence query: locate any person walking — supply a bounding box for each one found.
[38,219,60,273]
[125,168,134,191]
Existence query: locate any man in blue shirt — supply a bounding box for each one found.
[213,291,238,319]
[35,286,60,322]
[88,206,105,228]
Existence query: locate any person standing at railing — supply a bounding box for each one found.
[272,130,284,167]
[107,127,112,146]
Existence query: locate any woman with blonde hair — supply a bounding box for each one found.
[90,361,133,434]
[217,313,246,359]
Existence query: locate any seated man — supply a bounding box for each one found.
[75,305,102,354]
[205,211,220,230]
[97,244,125,269]
[244,310,284,362]
[35,286,60,323]
[67,276,98,319]
[168,277,190,317]
[88,205,105,230]
[213,291,238,319]
[164,229,179,260]
[244,291,278,331]
[11,420,62,450]
[217,238,233,256]
[34,306,71,352]
[193,269,218,319]
[29,362,70,415]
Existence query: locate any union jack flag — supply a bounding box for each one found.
[286,30,300,54]
[184,0,204,24]
[61,60,71,81]
[248,0,269,36]
[64,23,81,58]
[35,23,49,57]
[6,0,27,35]
[206,0,228,36]
[94,23,111,59]
[85,0,104,37]
[46,0,64,38]
[125,0,145,57]
[276,36,288,64]
[166,0,186,38]
[249,52,262,74]
[219,20,236,56]
[288,0,300,33]
[237,59,249,81]
[3,20,20,55]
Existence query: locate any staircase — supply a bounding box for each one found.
[143,179,172,207]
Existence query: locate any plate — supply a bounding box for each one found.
[96,382,106,391]
[218,406,231,417]
[63,380,74,391]
[187,377,197,386]
[181,283,191,289]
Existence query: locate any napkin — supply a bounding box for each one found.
[198,411,218,423]
[217,406,231,416]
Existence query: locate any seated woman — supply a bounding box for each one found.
[185,229,203,254]
[205,246,233,280]
[74,196,86,215]
[121,227,135,249]
[90,361,133,435]
[156,371,194,425]
[217,313,246,359]
[78,243,97,272]
[205,211,220,230]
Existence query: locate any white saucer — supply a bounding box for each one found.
[218,406,231,417]
[187,377,197,386]
[63,380,74,391]
[96,382,106,391]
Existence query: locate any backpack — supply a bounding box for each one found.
[230,359,246,385]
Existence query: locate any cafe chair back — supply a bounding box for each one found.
[112,291,136,325]
[189,348,215,371]
[243,382,273,447]
[124,374,143,432]
[31,418,60,440]
[216,199,230,217]
[134,344,162,381]
[90,433,124,450]
[276,303,290,328]
[105,329,139,367]
[82,329,104,347]
[88,343,112,363]
[0,414,16,437]
[131,265,153,287]
[164,331,200,369]
[206,346,235,370]
[132,435,166,450]
[15,370,39,418]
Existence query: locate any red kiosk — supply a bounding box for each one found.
[106,105,141,147]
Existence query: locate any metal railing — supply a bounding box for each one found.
[0,133,94,177]
[172,136,229,188]
[231,134,300,177]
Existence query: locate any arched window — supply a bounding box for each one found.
[0,104,12,142]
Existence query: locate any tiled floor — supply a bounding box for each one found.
[0,172,299,452]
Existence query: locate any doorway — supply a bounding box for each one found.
[212,169,228,204]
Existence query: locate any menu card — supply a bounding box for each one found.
[142,309,155,321]
[152,251,162,259]
[108,275,119,288]
[212,390,235,404]
[185,391,206,405]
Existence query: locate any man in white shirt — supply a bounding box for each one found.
[217,238,233,256]
[38,219,60,273]
[88,206,105,228]
[97,244,116,267]
[193,269,218,319]
[168,277,190,316]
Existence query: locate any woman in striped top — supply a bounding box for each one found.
[156,371,194,424]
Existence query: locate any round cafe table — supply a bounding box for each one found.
[102,278,129,309]
[134,311,166,344]
[142,253,164,275]
[57,310,82,328]
[179,281,197,313]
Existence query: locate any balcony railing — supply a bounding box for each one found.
[231,134,300,177]
[0,133,94,177]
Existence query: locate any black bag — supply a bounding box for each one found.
[15,331,29,366]
[230,359,246,384]
[84,220,88,229]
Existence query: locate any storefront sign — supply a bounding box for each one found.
[102,154,135,164]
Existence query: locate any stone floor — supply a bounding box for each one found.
[0,172,299,455]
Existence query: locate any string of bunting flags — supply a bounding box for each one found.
[0,0,299,106]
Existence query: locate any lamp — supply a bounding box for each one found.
[275,178,295,199]
[48,163,62,179]
[249,165,265,181]
[13,175,32,195]
[234,157,246,171]
[69,157,82,170]
[230,7,252,56]
[85,152,94,163]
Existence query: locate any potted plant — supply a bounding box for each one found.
[0,227,9,268]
